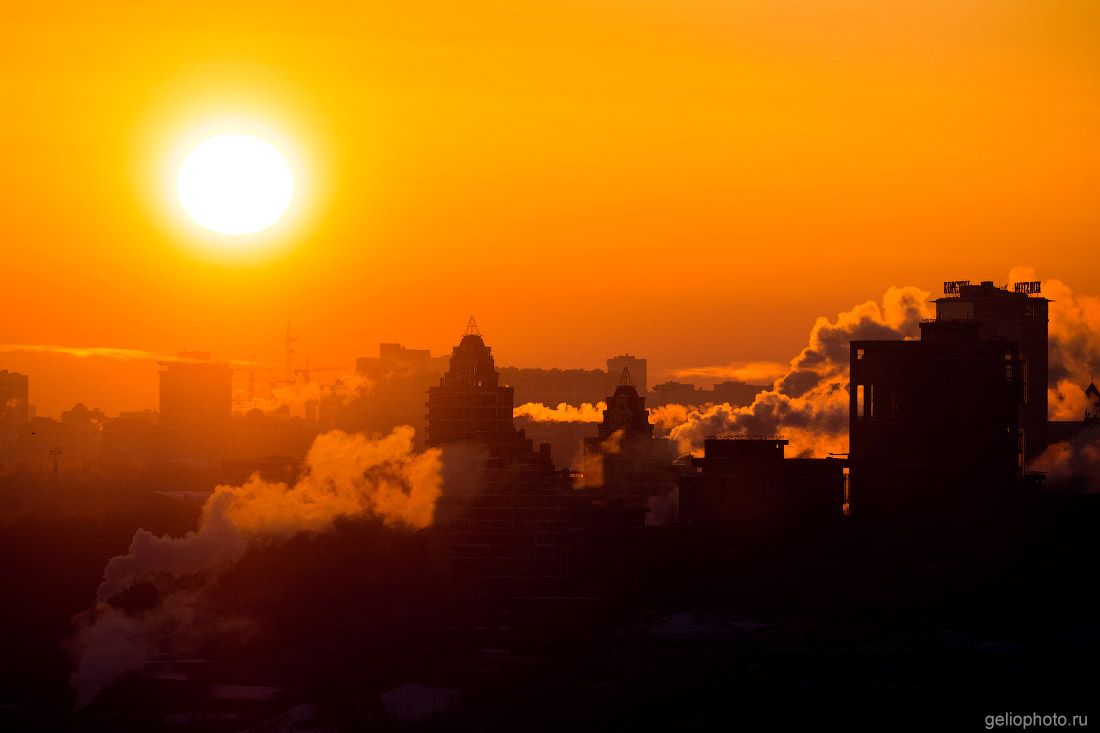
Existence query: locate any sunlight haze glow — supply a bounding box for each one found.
[176,134,294,236]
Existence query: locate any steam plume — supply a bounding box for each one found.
[71,426,441,707]
[513,401,606,423]
[1030,426,1100,492]
[576,428,624,489]
[1006,267,1100,420]
[655,286,933,456]
[240,372,372,416]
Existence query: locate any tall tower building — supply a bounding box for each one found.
[1086,381,1100,423]
[607,354,647,396]
[0,370,30,433]
[931,279,1049,459]
[849,321,1026,518]
[426,317,537,458]
[582,368,676,516]
[158,353,232,462]
[595,368,653,442]
[425,319,569,616]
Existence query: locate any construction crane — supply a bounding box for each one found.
[285,322,299,384]
[294,358,346,385]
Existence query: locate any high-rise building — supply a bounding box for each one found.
[427,318,540,458]
[932,279,1049,459]
[425,320,571,660]
[648,380,765,408]
[497,366,608,407]
[347,343,449,448]
[679,437,845,523]
[0,370,30,434]
[159,353,232,462]
[1086,381,1100,422]
[849,320,1026,517]
[581,368,677,523]
[606,354,647,395]
[356,343,449,380]
[495,354,649,409]
[593,368,653,443]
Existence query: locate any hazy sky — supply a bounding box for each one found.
[2,1,1099,414]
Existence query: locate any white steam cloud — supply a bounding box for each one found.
[240,372,372,416]
[71,426,441,707]
[653,286,932,457]
[513,401,606,423]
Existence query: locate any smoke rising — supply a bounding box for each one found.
[1006,267,1100,420]
[71,426,441,707]
[654,286,933,457]
[513,401,606,423]
[655,271,1098,457]
[1010,267,1100,487]
[1030,425,1100,492]
[576,428,624,489]
[241,372,372,417]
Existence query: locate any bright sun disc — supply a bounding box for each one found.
[177,134,293,235]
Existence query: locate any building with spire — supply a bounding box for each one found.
[580,368,677,523]
[427,317,550,462]
[606,354,647,396]
[594,368,653,442]
[425,319,572,662]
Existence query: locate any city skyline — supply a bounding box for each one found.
[4,2,1100,392]
[3,2,1100,727]
[2,266,1095,422]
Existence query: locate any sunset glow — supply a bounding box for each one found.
[1,2,1099,726]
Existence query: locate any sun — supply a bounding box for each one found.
[177,134,294,236]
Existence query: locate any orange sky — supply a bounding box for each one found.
[2,1,1099,415]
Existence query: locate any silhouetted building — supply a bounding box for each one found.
[607,354,647,395]
[581,369,677,523]
[356,342,449,379]
[426,319,572,670]
[679,437,845,523]
[344,343,448,447]
[61,402,105,430]
[159,353,232,463]
[498,366,609,408]
[849,320,1025,517]
[497,354,649,409]
[711,381,766,406]
[428,319,548,459]
[227,409,315,469]
[648,380,765,408]
[933,279,1049,458]
[102,410,159,464]
[1087,381,1100,422]
[594,369,652,442]
[511,418,597,471]
[648,381,699,407]
[0,369,29,434]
